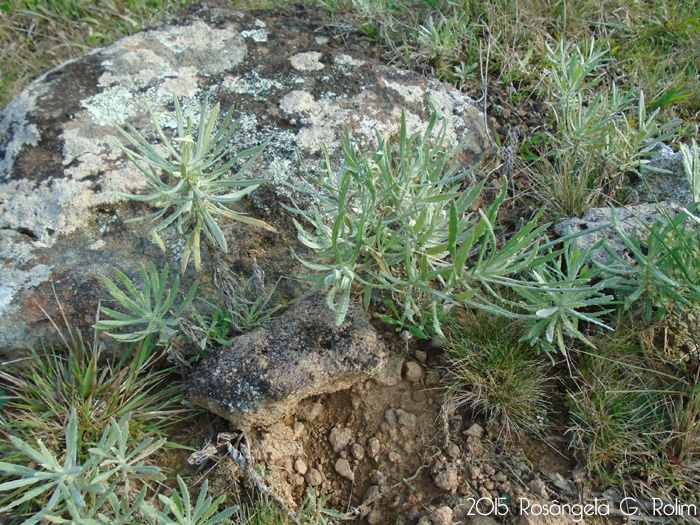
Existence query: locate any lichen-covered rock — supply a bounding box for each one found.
[0,1,489,355]
[554,146,696,262]
[554,201,686,263]
[188,292,386,429]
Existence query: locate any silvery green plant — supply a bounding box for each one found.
[89,416,165,490]
[284,105,557,332]
[0,411,164,524]
[513,239,617,357]
[600,204,700,320]
[116,95,275,272]
[284,106,473,328]
[680,139,700,203]
[143,476,238,525]
[0,410,103,524]
[535,39,680,216]
[94,262,196,344]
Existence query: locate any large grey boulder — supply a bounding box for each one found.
[0,1,489,355]
[188,292,386,430]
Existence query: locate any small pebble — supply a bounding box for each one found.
[384,408,398,427]
[446,441,460,459]
[492,472,507,483]
[295,458,307,476]
[433,468,459,492]
[299,402,323,423]
[403,361,423,382]
[465,423,484,438]
[370,469,386,486]
[529,478,547,497]
[396,409,416,428]
[415,350,427,363]
[367,510,384,525]
[334,458,354,481]
[293,421,304,438]
[351,443,366,461]
[328,427,352,453]
[430,506,453,525]
[368,437,380,457]
[305,468,322,486]
[362,485,380,504]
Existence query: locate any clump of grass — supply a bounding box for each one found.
[0,330,188,451]
[567,328,700,511]
[442,310,552,438]
[228,487,347,525]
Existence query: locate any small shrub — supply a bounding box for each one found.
[0,411,164,524]
[514,238,617,357]
[601,203,700,320]
[94,262,197,345]
[285,104,554,332]
[116,95,275,272]
[530,39,680,217]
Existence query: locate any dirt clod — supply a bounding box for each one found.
[305,468,322,487]
[329,427,352,453]
[403,361,423,382]
[433,467,459,492]
[294,458,307,476]
[430,506,453,525]
[465,423,484,438]
[334,457,354,481]
[367,510,384,524]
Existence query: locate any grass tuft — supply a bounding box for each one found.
[442,310,552,439]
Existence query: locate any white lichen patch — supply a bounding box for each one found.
[88,239,106,250]
[0,264,51,316]
[223,71,284,101]
[82,85,138,127]
[279,90,316,115]
[157,66,200,98]
[241,28,268,43]
[381,77,424,106]
[97,48,168,89]
[278,90,353,154]
[289,52,325,71]
[335,54,365,68]
[0,75,51,178]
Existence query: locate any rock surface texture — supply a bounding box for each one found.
[555,149,697,262]
[0,1,489,355]
[188,292,387,429]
